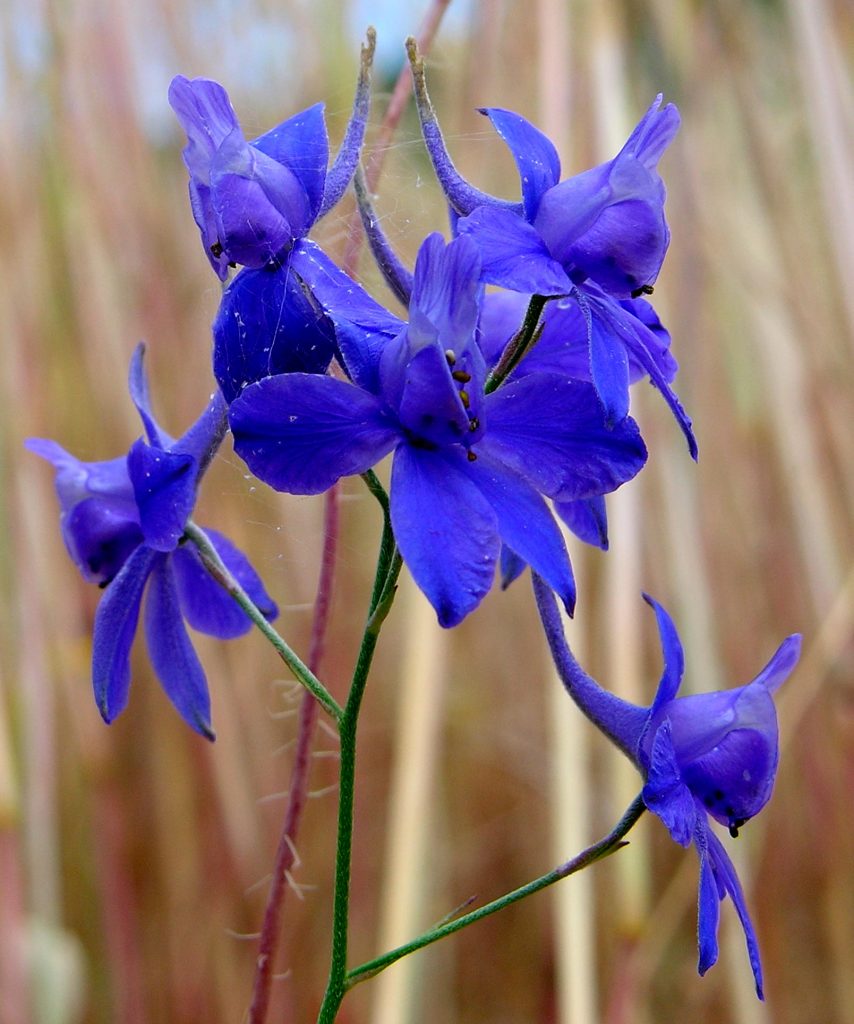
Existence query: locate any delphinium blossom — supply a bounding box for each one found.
[228,232,649,627]
[170,32,376,402]
[534,576,801,997]
[27,346,277,738]
[406,42,695,456]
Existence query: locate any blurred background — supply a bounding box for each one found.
[2,0,852,1021]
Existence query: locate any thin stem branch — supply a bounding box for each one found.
[248,484,341,1024]
[183,521,343,722]
[345,794,647,988]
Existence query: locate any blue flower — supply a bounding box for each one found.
[169,32,374,279]
[26,346,277,738]
[228,233,648,627]
[533,577,801,997]
[407,57,695,455]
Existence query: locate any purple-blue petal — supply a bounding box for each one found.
[695,818,722,978]
[172,390,228,468]
[290,239,403,392]
[213,258,337,403]
[127,439,196,552]
[144,556,214,739]
[499,545,527,589]
[92,545,157,724]
[704,827,765,998]
[173,527,277,639]
[586,290,697,459]
[465,452,575,614]
[229,373,399,494]
[480,108,561,221]
[586,291,631,425]
[554,496,609,550]
[390,445,499,628]
[482,371,648,501]
[251,102,328,226]
[457,206,571,295]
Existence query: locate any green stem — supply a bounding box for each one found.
[345,793,647,988]
[484,294,549,394]
[183,520,343,723]
[316,479,403,1024]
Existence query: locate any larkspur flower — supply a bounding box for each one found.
[227,232,648,627]
[533,576,801,997]
[169,31,375,279]
[406,42,695,455]
[26,346,277,738]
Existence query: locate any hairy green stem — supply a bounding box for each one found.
[345,794,647,988]
[485,294,548,393]
[183,521,343,722]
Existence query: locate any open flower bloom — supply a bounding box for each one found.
[229,233,648,627]
[169,32,374,278]
[409,68,694,454]
[533,577,801,997]
[26,346,277,738]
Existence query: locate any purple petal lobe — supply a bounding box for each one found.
[641,719,697,845]
[409,234,482,354]
[168,76,239,180]
[128,344,172,448]
[643,593,685,712]
[587,293,631,425]
[251,103,329,226]
[482,371,647,500]
[481,108,561,220]
[465,453,575,614]
[457,206,571,294]
[127,439,196,552]
[747,634,801,694]
[92,545,157,724]
[391,445,499,627]
[64,498,144,585]
[144,556,214,739]
[173,528,277,639]
[210,130,306,267]
[229,373,399,494]
[213,259,337,403]
[173,390,228,467]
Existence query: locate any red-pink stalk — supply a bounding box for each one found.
[248,484,340,1024]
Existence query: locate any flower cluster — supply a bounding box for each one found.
[28,32,798,1000]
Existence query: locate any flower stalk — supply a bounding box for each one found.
[184,520,343,722]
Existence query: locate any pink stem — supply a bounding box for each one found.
[248,484,340,1024]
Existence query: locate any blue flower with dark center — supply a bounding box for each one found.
[26,346,277,738]
[228,233,648,627]
[534,576,801,997]
[169,30,374,278]
[406,48,694,456]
